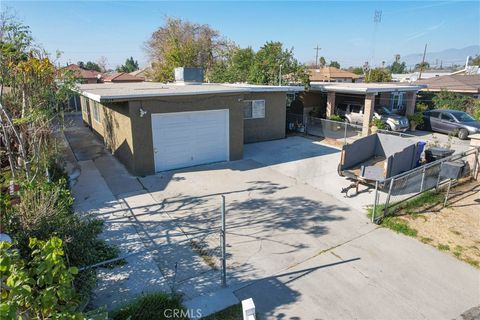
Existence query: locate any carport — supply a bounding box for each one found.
[305,83,425,136]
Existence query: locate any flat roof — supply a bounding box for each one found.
[309,82,426,94]
[78,82,304,102]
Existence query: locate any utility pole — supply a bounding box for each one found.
[314,45,321,68]
[418,43,427,80]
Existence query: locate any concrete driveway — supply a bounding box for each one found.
[65,115,479,319]
[135,137,479,319]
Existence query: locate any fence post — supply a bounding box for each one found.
[420,167,426,192]
[221,195,227,287]
[372,180,379,223]
[474,148,479,180]
[343,121,348,145]
[383,178,395,216]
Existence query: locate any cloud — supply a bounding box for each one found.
[405,21,446,41]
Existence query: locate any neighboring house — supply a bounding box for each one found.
[103,72,145,83]
[60,64,103,111]
[129,67,153,81]
[78,68,302,175]
[392,71,454,82]
[62,64,103,84]
[308,67,361,83]
[415,74,480,98]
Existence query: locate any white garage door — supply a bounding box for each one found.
[151,110,229,172]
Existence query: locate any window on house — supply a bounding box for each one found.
[391,92,405,110]
[92,101,100,122]
[244,100,265,119]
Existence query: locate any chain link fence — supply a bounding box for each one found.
[371,147,479,223]
[75,195,228,316]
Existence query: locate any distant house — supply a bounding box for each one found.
[392,70,454,82]
[62,64,102,84]
[103,72,144,83]
[415,74,480,98]
[129,67,153,81]
[308,67,361,83]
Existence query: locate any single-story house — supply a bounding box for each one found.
[415,74,480,99]
[78,69,302,175]
[308,67,361,83]
[103,72,145,83]
[296,82,425,136]
[61,64,103,84]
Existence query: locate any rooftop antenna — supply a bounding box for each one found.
[314,45,321,68]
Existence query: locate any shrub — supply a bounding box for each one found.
[0,237,85,319]
[329,114,343,122]
[415,102,429,112]
[111,293,186,320]
[407,112,424,126]
[370,117,387,129]
[1,178,121,302]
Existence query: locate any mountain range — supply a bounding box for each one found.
[399,45,479,68]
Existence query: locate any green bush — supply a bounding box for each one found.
[407,112,424,126]
[1,178,121,302]
[329,114,343,122]
[0,237,85,319]
[415,102,429,112]
[111,293,186,320]
[370,117,387,129]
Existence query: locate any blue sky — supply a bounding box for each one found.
[2,1,479,69]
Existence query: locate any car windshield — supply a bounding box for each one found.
[375,107,392,115]
[450,111,476,122]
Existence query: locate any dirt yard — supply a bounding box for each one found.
[399,180,480,268]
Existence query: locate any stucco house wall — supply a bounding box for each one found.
[80,91,288,176]
[243,92,287,143]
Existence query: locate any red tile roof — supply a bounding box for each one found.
[61,64,102,80]
[309,67,360,82]
[103,72,144,82]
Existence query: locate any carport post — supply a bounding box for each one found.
[221,195,227,287]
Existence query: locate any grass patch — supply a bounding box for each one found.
[465,258,479,268]
[437,244,450,251]
[420,237,433,244]
[381,217,417,237]
[111,292,185,320]
[202,303,243,320]
[453,251,462,258]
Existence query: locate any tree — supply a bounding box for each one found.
[116,56,139,73]
[349,66,364,75]
[145,17,228,82]
[364,68,392,83]
[388,54,406,73]
[96,56,108,72]
[415,61,430,70]
[432,90,480,118]
[329,61,340,68]
[248,41,309,86]
[76,60,101,72]
[209,46,255,83]
[471,55,480,66]
[319,56,326,67]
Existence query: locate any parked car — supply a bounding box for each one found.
[420,109,480,140]
[336,102,409,132]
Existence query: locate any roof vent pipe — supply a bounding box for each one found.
[174,67,204,85]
